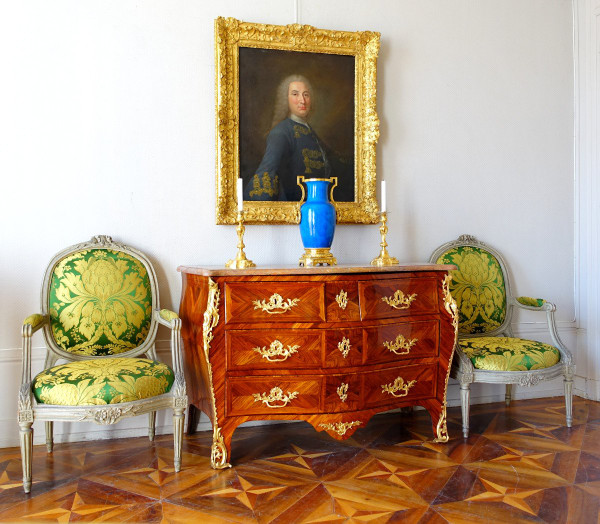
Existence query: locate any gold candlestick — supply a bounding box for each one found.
[226,211,256,269]
[371,212,399,266]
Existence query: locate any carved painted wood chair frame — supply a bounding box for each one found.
[430,234,574,438]
[17,235,187,493]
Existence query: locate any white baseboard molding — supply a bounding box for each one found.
[590,378,600,401]
[3,413,179,448]
[445,379,572,405]
[513,320,577,334]
[574,375,588,398]
[577,376,600,401]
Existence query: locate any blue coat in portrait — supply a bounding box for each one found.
[244,118,353,202]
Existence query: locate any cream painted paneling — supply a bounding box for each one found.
[575,0,600,399]
[0,0,576,446]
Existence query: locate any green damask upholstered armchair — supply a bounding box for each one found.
[429,235,574,438]
[17,236,187,493]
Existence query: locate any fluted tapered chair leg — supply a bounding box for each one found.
[148,412,156,441]
[564,367,574,427]
[19,422,33,494]
[505,384,512,407]
[173,407,185,472]
[45,421,54,452]
[459,382,471,438]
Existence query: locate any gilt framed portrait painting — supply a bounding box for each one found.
[215,17,380,224]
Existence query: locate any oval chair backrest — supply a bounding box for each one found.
[435,245,507,335]
[47,248,153,356]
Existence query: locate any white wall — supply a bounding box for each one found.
[0,0,576,446]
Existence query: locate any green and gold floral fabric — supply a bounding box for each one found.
[459,337,560,371]
[436,246,506,334]
[33,358,174,405]
[48,249,152,356]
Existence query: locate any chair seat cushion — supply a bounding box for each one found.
[459,337,560,371]
[33,358,174,406]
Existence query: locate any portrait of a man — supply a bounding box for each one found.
[239,48,355,203]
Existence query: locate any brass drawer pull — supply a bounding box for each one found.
[337,382,349,403]
[253,293,300,314]
[338,337,351,358]
[383,334,418,355]
[381,377,417,397]
[319,421,362,436]
[253,340,300,362]
[253,387,299,408]
[335,290,348,310]
[381,290,417,310]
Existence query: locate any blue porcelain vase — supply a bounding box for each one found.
[297,177,337,266]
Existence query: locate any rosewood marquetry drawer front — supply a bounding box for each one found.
[178,264,458,469]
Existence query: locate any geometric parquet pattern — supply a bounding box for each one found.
[1,396,599,523]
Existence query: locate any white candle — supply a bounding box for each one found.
[237,178,244,212]
[381,180,386,213]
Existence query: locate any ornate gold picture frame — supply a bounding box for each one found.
[215,17,380,224]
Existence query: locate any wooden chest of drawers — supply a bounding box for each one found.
[178,265,458,469]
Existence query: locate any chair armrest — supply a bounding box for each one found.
[22,314,48,335]
[510,297,573,365]
[21,314,48,390]
[154,308,179,328]
[153,309,186,378]
[512,296,555,312]
[515,296,546,308]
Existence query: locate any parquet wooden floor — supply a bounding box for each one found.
[1,396,599,523]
